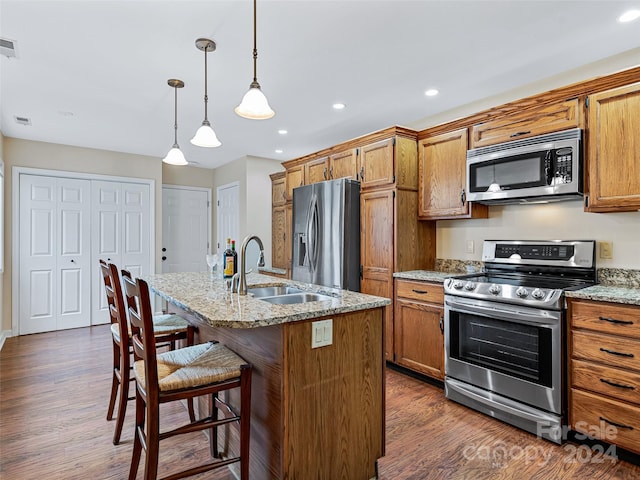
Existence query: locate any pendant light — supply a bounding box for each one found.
[162,79,188,166]
[486,160,502,192]
[191,38,222,148]
[235,0,275,120]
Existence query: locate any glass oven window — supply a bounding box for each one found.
[450,311,552,387]
[469,151,547,192]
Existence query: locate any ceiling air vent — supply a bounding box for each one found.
[15,116,32,126]
[0,38,18,58]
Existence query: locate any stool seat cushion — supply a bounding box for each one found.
[110,314,190,342]
[134,342,245,392]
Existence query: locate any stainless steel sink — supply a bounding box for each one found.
[248,286,303,298]
[258,292,333,304]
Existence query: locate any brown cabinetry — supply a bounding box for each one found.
[304,156,329,184]
[270,172,291,276]
[270,171,286,206]
[418,128,488,220]
[285,164,305,201]
[569,298,640,454]
[471,98,582,148]
[394,279,444,380]
[586,82,640,212]
[329,148,359,181]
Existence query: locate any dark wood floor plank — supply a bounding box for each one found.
[1,325,639,479]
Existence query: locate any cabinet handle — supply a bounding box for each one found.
[323,167,327,180]
[600,378,635,390]
[599,416,634,430]
[599,347,634,358]
[439,315,444,333]
[510,131,531,138]
[282,191,286,200]
[360,166,365,180]
[412,289,428,294]
[599,316,634,325]
[329,166,334,179]
[460,189,466,205]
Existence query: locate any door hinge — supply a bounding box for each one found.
[584,195,589,208]
[392,137,396,146]
[207,200,210,207]
[392,175,396,183]
[360,265,363,279]
[393,190,396,198]
[217,200,220,206]
[585,97,589,108]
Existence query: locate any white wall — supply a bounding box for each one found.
[437,201,640,268]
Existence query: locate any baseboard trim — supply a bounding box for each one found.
[0,330,12,351]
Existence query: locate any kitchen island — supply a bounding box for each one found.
[145,271,390,480]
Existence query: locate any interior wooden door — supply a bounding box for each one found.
[19,175,91,334]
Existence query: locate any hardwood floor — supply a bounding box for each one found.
[1,325,639,479]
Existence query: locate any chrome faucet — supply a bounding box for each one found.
[237,234,266,295]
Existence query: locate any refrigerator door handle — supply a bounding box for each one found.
[308,195,320,273]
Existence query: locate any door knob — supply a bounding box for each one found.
[162,256,167,261]
[162,247,167,252]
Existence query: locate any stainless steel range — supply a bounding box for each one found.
[444,240,596,443]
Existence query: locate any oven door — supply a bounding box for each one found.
[444,295,563,415]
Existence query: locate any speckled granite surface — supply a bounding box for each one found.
[393,270,464,283]
[566,268,640,306]
[144,272,391,329]
[435,259,484,274]
[258,266,288,276]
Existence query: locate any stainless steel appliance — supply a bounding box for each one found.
[444,240,596,443]
[291,178,360,291]
[466,129,583,204]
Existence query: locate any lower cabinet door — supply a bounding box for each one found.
[394,297,444,380]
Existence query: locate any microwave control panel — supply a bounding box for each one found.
[549,147,573,184]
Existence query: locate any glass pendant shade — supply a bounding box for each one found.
[487,182,502,193]
[163,145,188,165]
[191,121,222,148]
[235,83,274,120]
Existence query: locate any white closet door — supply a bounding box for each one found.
[162,187,209,273]
[91,180,150,325]
[19,175,91,334]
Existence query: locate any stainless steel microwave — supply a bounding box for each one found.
[466,128,583,204]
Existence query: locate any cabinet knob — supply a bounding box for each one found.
[162,256,167,261]
[460,189,466,205]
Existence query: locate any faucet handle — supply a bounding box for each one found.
[231,273,240,293]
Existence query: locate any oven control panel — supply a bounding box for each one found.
[482,240,595,268]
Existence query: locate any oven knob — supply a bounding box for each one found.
[489,284,501,295]
[531,288,545,300]
[516,287,529,298]
[464,282,476,291]
[453,280,464,289]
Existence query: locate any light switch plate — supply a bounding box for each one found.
[311,319,333,348]
[599,241,613,259]
[466,240,475,254]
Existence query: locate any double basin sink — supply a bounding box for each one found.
[247,286,333,305]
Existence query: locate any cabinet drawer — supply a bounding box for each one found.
[572,330,640,371]
[572,359,640,405]
[570,300,640,339]
[395,280,443,304]
[571,388,640,455]
[471,99,581,148]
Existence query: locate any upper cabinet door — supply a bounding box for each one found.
[285,164,305,201]
[329,148,359,181]
[304,156,329,185]
[359,138,395,189]
[471,98,582,148]
[271,173,286,206]
[418,128,488,220]
[586,82,640,212]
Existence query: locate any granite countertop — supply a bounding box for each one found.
[258,266,288,276]
[145,272,391,329]
[393,270,466,283]
[565,285,640,306]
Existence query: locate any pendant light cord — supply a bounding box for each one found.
[173,85,179,146]
[203,46,210,123]
[252,0,259,86]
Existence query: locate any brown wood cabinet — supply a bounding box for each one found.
[471,98,583,148]
[329,148,359,181]
[394,279,444,380]
[285,164,305,201]
[418,128,488,220]
[270,171,286,206]
[304,156,329,184]
[586,82,640,212]
[270,172,291,275]
[568,298,640,455]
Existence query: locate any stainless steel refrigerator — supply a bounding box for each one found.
[291,178,360,291]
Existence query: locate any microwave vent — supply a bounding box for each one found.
[467,128,582,158]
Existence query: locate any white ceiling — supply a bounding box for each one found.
[1,0,639,170]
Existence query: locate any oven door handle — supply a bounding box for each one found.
[445,297,560,326]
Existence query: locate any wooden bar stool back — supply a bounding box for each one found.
[101,260,195,445]
[122,274,252,480]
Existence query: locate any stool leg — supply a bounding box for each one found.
[128,392,144,480]
[106,341,120,420]
[239,365,252,480]
[187,398,196,423]
[143,402,160,480]
[210,393,218,458]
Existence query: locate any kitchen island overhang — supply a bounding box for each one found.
[144,271,390,480]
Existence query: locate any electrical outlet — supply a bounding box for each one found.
[466,240,475,254]
[311,319,333,348]
[599,241,613,259]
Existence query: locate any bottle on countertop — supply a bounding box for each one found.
[223,238,234,279]
[231,240,238,275]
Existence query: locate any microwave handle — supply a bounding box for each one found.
[545,150,553,185]
[509,130,531,138]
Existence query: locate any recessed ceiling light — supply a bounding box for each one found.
[332,103,346,110]
[278,129,288,135]
[425,89,439,97]
[619,9,640,22]
[275,149,283,154]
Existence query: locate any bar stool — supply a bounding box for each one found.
[100,260,195,445]
[123,273,252,480]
